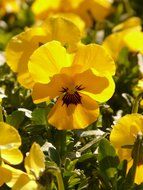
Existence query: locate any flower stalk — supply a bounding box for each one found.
[0,106,3,122]
[132,93,143,113]
[46,166,65,190]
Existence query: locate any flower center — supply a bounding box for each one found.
[61,85,84,107]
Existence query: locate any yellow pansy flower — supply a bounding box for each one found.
[0,122,23,165]
[28,40,115,130]
[0,0,20,17]
[32,0,113,27]
[7,143,45,190]
[0,121,23,187]
[110,114,143,184]
[6,16,82,89]
[103,17,142,60]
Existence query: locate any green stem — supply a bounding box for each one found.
[132,93,143,113]
[55,169,65,190]
[46,166,65,190]
[77,133,107,154]
[122,0,134,16]
[0,106,3,122]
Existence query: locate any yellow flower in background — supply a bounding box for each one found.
[28,40,115,130]
[0,122,23,165]
[7,143,45,190]
[110,114,143,184]
[51,13,85,36]
[32,0,113,27]
[6,16,82,89]
[112,17,142,32]
[133,79,143,95]
[76,0,113,27]
[0,0,21,18]
[123,31,143,54]
[103,17,142,60]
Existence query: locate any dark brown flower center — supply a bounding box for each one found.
[61,85,84,107]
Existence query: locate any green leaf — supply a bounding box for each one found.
[31,108,47,125]
[6,110,25,129]
[98,138,119,179]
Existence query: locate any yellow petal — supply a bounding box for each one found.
[28,41,73,84]
[12,173,39,190]
[6,27,49,73]
[0,122,21,149]
[134,164,143,184]
[110,114,143,161]
[0,165,12,186]
[1,149,23,165]
[17,72,35,89]
[50,13,85,37]
[32,73,73,104]
[112,17,142,32]
[25,143,45,179]
[124,31,143,54]
[88,0,113,21]
[32,0,61,19]
[75,0,112,27]
[102,31,125,60]
[73,43,115,75]
[5,27,50,88]
[48,95,99,130]
[3,164,24,188]
[43,16,82,53]
[74,69,115,102]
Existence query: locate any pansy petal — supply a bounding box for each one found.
[25,143,45,178]
[12,173,38,190]
[17,72,35,89]
[5,27,49,73]
[5,27,50,88]
[44,16,82,52]
[0,122,21,148]
[103,32,125,60]
[52,13,85,35]
[32,73,73,104]
[110,115,136,148]
[3,164,24,188]
[48,95,99,130]
[28,41,73,84]
[32,0,61,19]
[1,149,23,165]
[89,0,113,21]
[73,43,115,75]
[0,166,12,186]
[110,114,143,161]
[124,31,143,54]
[74,69,115,102]
[112,17,142,32]
[134,164,143,185]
